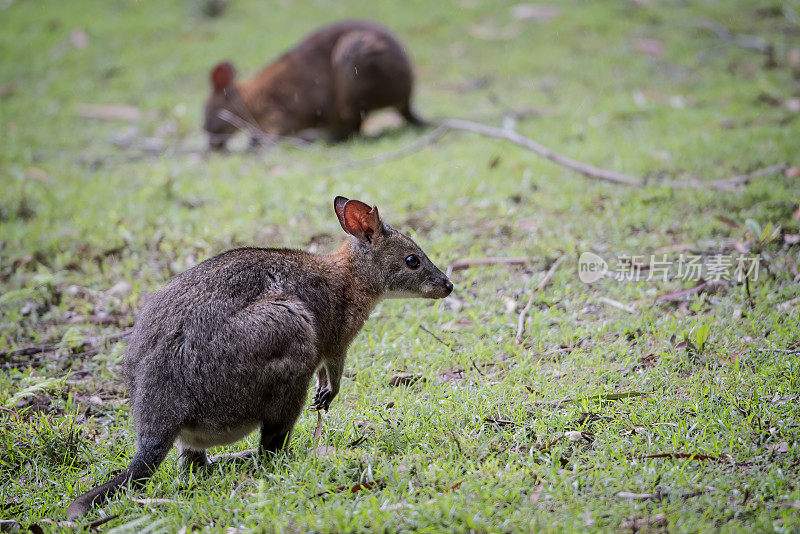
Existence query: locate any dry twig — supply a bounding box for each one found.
[697,18,773,53]
[441,119,642,186]
[668,162,790,191]
[0,329,132,360]
[447,256,529,274]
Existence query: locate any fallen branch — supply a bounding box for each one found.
[756,348,800,355]
[440,119,642,186]
[638,453,719,462]
[516,255,566,344]
[439,119,788,191]
[131,498,185,505]
[418,324,452,349]
[597,296,636,314]
[654,280,726,303]
[668,162,790,191]
[1,343,59,359]
[315,479,384,498]
[0,329,132,360]
[447,256,529,274]
[697,18,773,54]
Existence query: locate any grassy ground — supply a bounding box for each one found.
[2,0,800,531]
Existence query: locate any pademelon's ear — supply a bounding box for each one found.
[211,62,236,92]
[334,196,349,231]
[334,196,382,244]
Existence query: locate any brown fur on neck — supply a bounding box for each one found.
[318,238,383,347]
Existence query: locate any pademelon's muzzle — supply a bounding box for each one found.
[426,277,453,299]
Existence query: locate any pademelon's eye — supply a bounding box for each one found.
[405,254,420,269]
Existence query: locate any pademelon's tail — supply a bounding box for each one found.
[67,437,172,520]
[399,104,428,127]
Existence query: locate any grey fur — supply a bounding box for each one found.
[66,197,452,519]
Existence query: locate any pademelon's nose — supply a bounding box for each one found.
[444,279,453,295]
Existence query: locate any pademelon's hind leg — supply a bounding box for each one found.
[209,296,318,460]
[260,425,293,455]
[178,441,209,470]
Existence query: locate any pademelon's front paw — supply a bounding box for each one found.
[312,385,333,411]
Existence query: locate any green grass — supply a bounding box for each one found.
[2,0,800,531]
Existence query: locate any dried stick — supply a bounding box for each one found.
[667,162,790,191]
[697,18,772,54]
[0,328,132,360]
[447,256,529,274]
[440,119,642,186]
[218,112,788,192]
[313,411,324,446]
[515,255,566,344]
[597,296,636,314]
[703,162,790,190]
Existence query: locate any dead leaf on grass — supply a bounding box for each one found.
[0,82,16,99]
[380,502,411,511]
[441,319,474,331]
[438,369,465,382]
[0,520,21,531]
[763,394,798,404]
[77,103,142,121]
[621,513,667,529]
[639,453,719,461]
[617,491,658,500]
[511,4,561,22]
[779,296,800,311]
[632,37,663,58]
[468,21,522,40]
[25,167,51,183]
[316,479,384,498]
[106,280,132,297]
[529,483,544,504]
[766,441,789,453]
[131,498,185,505]
[784,234,800,245]
[35,519,79,529]
[564,430,586,442]
[484,416,517,428]
[596,391,647,401]
[70,28,89,49]
[715,215,741,229]
[312,445,341,457]
[388,373,424,387]
[529,397,574,409]
[656,280,709,302]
